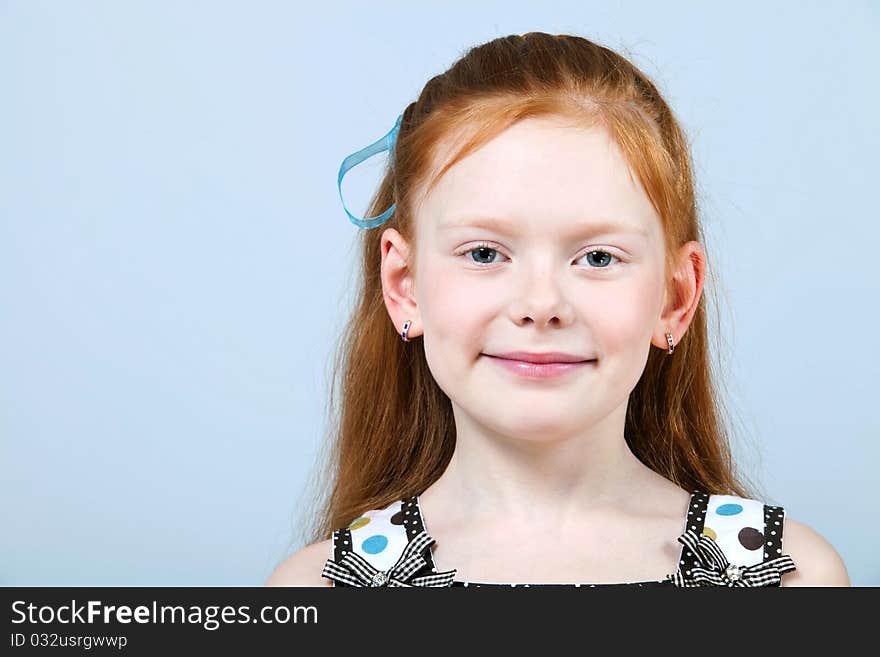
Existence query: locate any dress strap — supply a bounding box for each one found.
[762,503,786,561]
[326,496,437,587]
[402,495,439,577]
[670,493,796,587]
[678,491,711,577]
[330,527,351,587]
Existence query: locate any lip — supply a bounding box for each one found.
[483,354,596,380]
[488,351,592,364]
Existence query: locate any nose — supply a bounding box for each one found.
[508,265,576,328]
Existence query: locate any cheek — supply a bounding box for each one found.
[590,275,663,368]
[420,262,490,351]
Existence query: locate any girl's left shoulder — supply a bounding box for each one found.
[675,491,849,587]
[775,515,850,587]
[704,491,850,587]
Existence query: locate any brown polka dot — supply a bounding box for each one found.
[701,526,717,541]
[348,517,370,530]
[738,526,763,550]
[390,511,405,525]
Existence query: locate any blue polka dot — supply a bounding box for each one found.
[361,534,388,554]
[716,503,743,516]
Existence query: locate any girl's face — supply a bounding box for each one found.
[382,116,687,442]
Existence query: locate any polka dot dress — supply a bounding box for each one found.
[324,491,796,588]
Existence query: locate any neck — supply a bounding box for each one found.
[421,400,659,529]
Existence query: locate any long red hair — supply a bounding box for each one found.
[292,32,762,550]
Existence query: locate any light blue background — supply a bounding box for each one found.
[2,1,877,586]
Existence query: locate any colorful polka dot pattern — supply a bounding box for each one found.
[328,490,788,587]
[701,495,768,568]
[331,498,410,579]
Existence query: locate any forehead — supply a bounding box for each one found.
[418,117,660,240]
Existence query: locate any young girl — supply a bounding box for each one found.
[267,32,849,588]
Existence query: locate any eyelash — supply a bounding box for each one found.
[455,242,623,269]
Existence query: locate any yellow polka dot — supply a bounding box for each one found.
[702,526,717,541]
[348,517,370,530]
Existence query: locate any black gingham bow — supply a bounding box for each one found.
[670,528,797,587]
[322,529,457,587]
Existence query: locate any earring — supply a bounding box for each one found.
[401,320,412,342]
[665,332,674,355]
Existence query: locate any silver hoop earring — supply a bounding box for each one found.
[665,332,675,355]
[401,320,411,342]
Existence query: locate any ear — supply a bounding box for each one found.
[652,240,705,352]
[380,228,421,340]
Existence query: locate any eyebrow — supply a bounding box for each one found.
[438,215,650,238]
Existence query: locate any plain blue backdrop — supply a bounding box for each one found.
[1,1,877,586]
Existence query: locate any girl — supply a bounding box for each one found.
[267,32,849,587]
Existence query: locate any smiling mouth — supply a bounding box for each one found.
[482,354,597,365]
[481,354,597,379]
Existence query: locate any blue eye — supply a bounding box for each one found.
[458,243,621,268]
[578,250,619,268]
[463,244,507,265]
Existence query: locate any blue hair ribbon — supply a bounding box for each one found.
[337,113,404,230]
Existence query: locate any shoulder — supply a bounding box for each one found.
[778,517,850,587]
[264,538,335,587]
[265,497,410,587]
[685,492,848,586]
